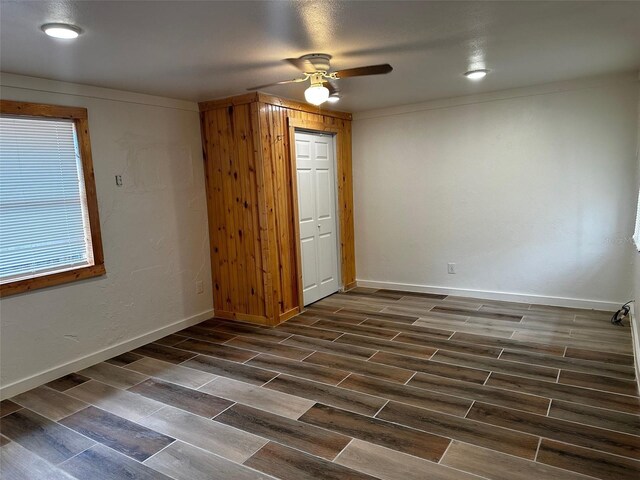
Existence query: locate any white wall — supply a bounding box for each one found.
[632,79,640,387]
[353,74,638,309]
[0,74,213,398]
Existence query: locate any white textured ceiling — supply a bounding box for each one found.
[1,1,639,112]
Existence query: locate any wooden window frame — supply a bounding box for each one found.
[0,100,105,297]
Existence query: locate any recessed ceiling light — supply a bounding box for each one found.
[41,23,82,39]
[326,96,340,103]
[464,69,489,80]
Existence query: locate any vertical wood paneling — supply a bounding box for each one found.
[201,105,266,321]
[200,95,354,325]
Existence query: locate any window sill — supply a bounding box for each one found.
[0,264,106,298]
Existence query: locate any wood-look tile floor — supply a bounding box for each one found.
[2,288,639,479]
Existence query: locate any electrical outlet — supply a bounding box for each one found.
[115,175,123,187]
[196,280,204,294]
[447,263,456,274]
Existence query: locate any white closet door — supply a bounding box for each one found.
[295,131,339,306]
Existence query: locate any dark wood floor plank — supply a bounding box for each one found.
[441,440,592,480]
[408,372,550,415]
[304,351,414,383]
[467,402,640,460]
[139,405,267,463]
[548,400,640,436]
[394,332,503,357]
[305,301,343,312]
[226,336,313,360]
[64,379,164,422]
[487,372,640,414]
[215,403,350,460]
[376,401,539,459]
[132,343,196,364]
[128,378,233,417]
[247,354,349,385]
[264,374,386,416]
[154,333,191,346]
[60,443,172,480]
[446,296,528,310]
[173,338,257,362]
[432,305,522,321]
[11,386,88,421]
[335,438,480,480]
[244,442,377,480]
[45,373,91,392]
[1,409,94,464]
[368,351,490,384]
[362,318,453,339]
[537,439,640,480]
[201,320,292,341]
[105,352,143,367]
[340,373,472,416]
[307,310,371,325]
[558,369,639,396]
[336,333,436,358]
[346,288,404,299]
[0,399,23,417]
[78,362,149,389]
[274,322,343,341]
[310,319,400,340]
[0,441,76,480]
[564,347,635,366]
[416,318,514,338]
[59,406,174,462]
[451,331,565,356]
[432,350,559,381]
[146,440,272,480]
[282,334,376,360]
[378,289,447,300]
[182,355,277,386]
[339,308,419,324]
[299,403,451,462]
[176,325,237,343]
[500,350,635,380]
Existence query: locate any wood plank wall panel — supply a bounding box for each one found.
[200,105,267,321]
[200,94,355,325]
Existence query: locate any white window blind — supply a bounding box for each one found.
[0,115,94,283]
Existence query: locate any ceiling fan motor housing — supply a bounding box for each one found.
[301,53,332,73]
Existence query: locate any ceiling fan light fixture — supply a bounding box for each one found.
[464,69,489,80]
[41,23,82,39]
[304,84,330,105]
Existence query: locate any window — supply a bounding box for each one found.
[0,101,104,296]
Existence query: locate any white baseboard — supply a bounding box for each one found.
[630,303,640,394]
[356,279,622,311]
[0,309,214,400]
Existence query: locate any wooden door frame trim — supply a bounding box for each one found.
[287,117,344,310]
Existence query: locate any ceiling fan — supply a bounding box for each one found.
[247,53,393,106]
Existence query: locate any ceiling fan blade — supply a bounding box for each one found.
[246,77,307,91]
[333,64,393,79]
[324,81,338,96]
[285,57,317,73]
